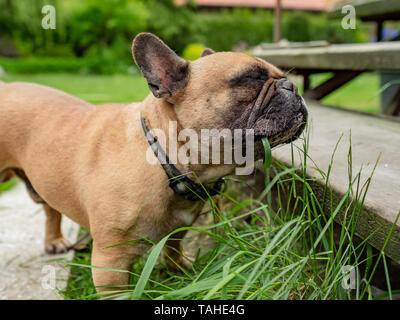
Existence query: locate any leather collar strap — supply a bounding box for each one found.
[140,114,224,201]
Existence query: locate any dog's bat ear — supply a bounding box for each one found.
[132,33,189,99]
[201,48,215,57]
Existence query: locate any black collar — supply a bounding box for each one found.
[140,114,224,201]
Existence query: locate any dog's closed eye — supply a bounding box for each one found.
[229,66,269,86]
[243,74,265,81]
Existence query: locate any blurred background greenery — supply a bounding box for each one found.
[0,0,369,74]
[0,0,395,113]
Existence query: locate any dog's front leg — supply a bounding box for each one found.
[91,239,144,295]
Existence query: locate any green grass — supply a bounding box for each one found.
[0,178,18,195]
[0,73,149,104]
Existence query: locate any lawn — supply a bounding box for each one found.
[312,73,380,114]
[0,73,149,104]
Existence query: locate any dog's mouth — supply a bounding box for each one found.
[250,78,308,150]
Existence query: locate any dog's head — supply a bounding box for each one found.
[132,33,307,163]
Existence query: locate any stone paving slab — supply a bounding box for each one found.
[0,183,79,300]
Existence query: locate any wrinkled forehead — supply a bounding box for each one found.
[190,52,284,81]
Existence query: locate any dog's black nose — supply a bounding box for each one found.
[276,78,297,93]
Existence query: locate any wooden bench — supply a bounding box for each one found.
[272,100,400,263]
[252,42,400,115]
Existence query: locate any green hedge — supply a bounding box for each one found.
[195,10,367,52]
[193,9,274,52]
[0,56,142,74]
[0,56,87,74]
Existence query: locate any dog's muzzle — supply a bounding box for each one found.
[250,77,308,147]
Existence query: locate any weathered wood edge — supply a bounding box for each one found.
[252,42,400,71]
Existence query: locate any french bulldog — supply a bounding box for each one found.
[0,33,307,293]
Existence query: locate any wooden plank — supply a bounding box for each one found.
[259,41,329,50]
[252,42,400,71]
[272,100,400,263]
[381,71,400,115]
[273,0,281,43]
[382,88,400,115]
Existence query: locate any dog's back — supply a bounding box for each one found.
[0,81,93,167]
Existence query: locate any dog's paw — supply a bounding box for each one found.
[45,237,71,254]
